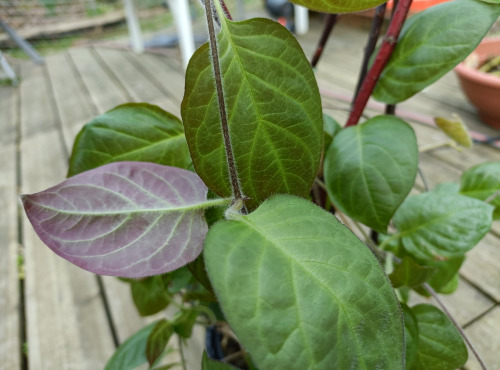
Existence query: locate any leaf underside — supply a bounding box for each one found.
[289,0,387,13]
[205,195,404,370]
[182,17,322,209]
[22,162,210,278]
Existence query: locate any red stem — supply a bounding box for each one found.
[345,0,413,127]
[219,0,233,20]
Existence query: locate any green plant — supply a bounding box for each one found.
[21,0,500,369]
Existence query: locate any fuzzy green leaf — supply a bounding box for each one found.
[373,0,500,103]
[182,17,322,209]
[288,0,386,13]
[389,257,435,288]
[68,103,191,177]
[131,276,170,317]
[146,320,174,366]
[460,162,500,219]
[202,352,238,370]
[411,304,468,370]
[401,304,419,369]
[324,115,418,233]
[393,191,493,261]
[205,195,404,370]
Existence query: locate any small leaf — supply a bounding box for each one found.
[205,195,404,369]
[324,115,418,233]
[182,17,322,209]
[146,320,174,366]
[323,113,342,151]
[401,304,419,370]
[393,191,493,261]
[373,0,500,103]
[131,276,170,316]
[411,304,468,370]
[288,0,386,13]
[105,322,157,370]
[187,255,214,293]
[426,256,464,294]
[173,310,199,338]
[460,162,500,219]
[434,115,473,148]
[202,352,238,370]
[21,162,228,278]
[68,103,192,177]
[432,182,460,194]
[389,257,435,288]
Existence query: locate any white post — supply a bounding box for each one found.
[167,0,196,69]
[294,5,309,35]
[123,0,144,53]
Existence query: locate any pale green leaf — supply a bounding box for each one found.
[460,162,500,219]
[288,0,386,13]
[434,114,473,148]
[393,191,493,261]
[373,0,500,103]
[411,304,468,370]
[182,17,322,209]
[324,115,418,233]
[205,195,404,370]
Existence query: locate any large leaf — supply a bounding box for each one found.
[288,0,386,13]
[105,322,157,370]
[324,115,418,233]
[68,103,191,177]
[181,15,322,209]
[131,276,170,316]
[401,304,419,369]
[411,304,468,370]
[21,162,229,278]
[373,0,500,103]
[204,195,404,369]
[393,191,493,261]
[460,162,500,219]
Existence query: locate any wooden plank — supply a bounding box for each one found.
[19,62,115,369]
[0,87,21,370]
[465,306,500,370]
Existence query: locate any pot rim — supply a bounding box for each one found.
[455,37,500,89]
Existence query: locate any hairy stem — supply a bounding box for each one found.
[346,0,413,127]
[218,0,233,20]
[203,0,245,204]
[353,3,387,98]
[423,283,488,370]
[311,14,338,68]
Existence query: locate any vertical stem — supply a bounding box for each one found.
[311,14,338,68]
[353,3,387,98]
[385,104,396,115]
[203,0,245,203]
[218,0,233,20]
[346,0,413,127]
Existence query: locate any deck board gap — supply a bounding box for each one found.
[463,304,499,330]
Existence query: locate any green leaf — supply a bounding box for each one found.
[432,182,460,194]
[393,191,493,261]
[434,115,473,148]
[168,267,194,293]
[323,113,342,152]
[401,304,419,370]
[68,103,191,177]
[131,276,171,317]
[146,320,174,366]
[411,304,468,370]
[173,310,199,338]
[202,352,238,370]
[324,115,418,233]
[373,0,500,103]
[389,257,435,288]
[460,162,500,219]
[104,322,157,370]
[204,195,404,370]
[288,0,386,13]
[426,256,464,294]
[182,16,322,209]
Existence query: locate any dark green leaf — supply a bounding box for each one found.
[182,16,322,209]
[68,103,191,177]
[373,0,500,103]
[104,322,157,370]
[460,162,500,219]
[202,352,238,370]
[131,276,171,317]
[288,0,386,13]
[426,256,464,294]
[393,191,493,261]
[146,320,174,366]
[389,257,435,288]
[205,195,404,369]
[401,304,419,369]
[173,310,199,338]
[187,255,214,293]
[324,115,418,232]
[411,304,468,370]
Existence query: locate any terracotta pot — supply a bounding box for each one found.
[454,37,500,129]
[387,0,450,12]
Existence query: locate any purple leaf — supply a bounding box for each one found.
[21,162,212,278]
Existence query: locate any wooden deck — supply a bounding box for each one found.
[1,17,499,370]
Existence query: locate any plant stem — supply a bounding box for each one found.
[218,0,233,20]
[311,14,338,68]
[385,104,396,115]
[178,335,188,370]
[346,0,413,127]
[203,0,245,204]
[353,3,387,98]
[423,283,488,370]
